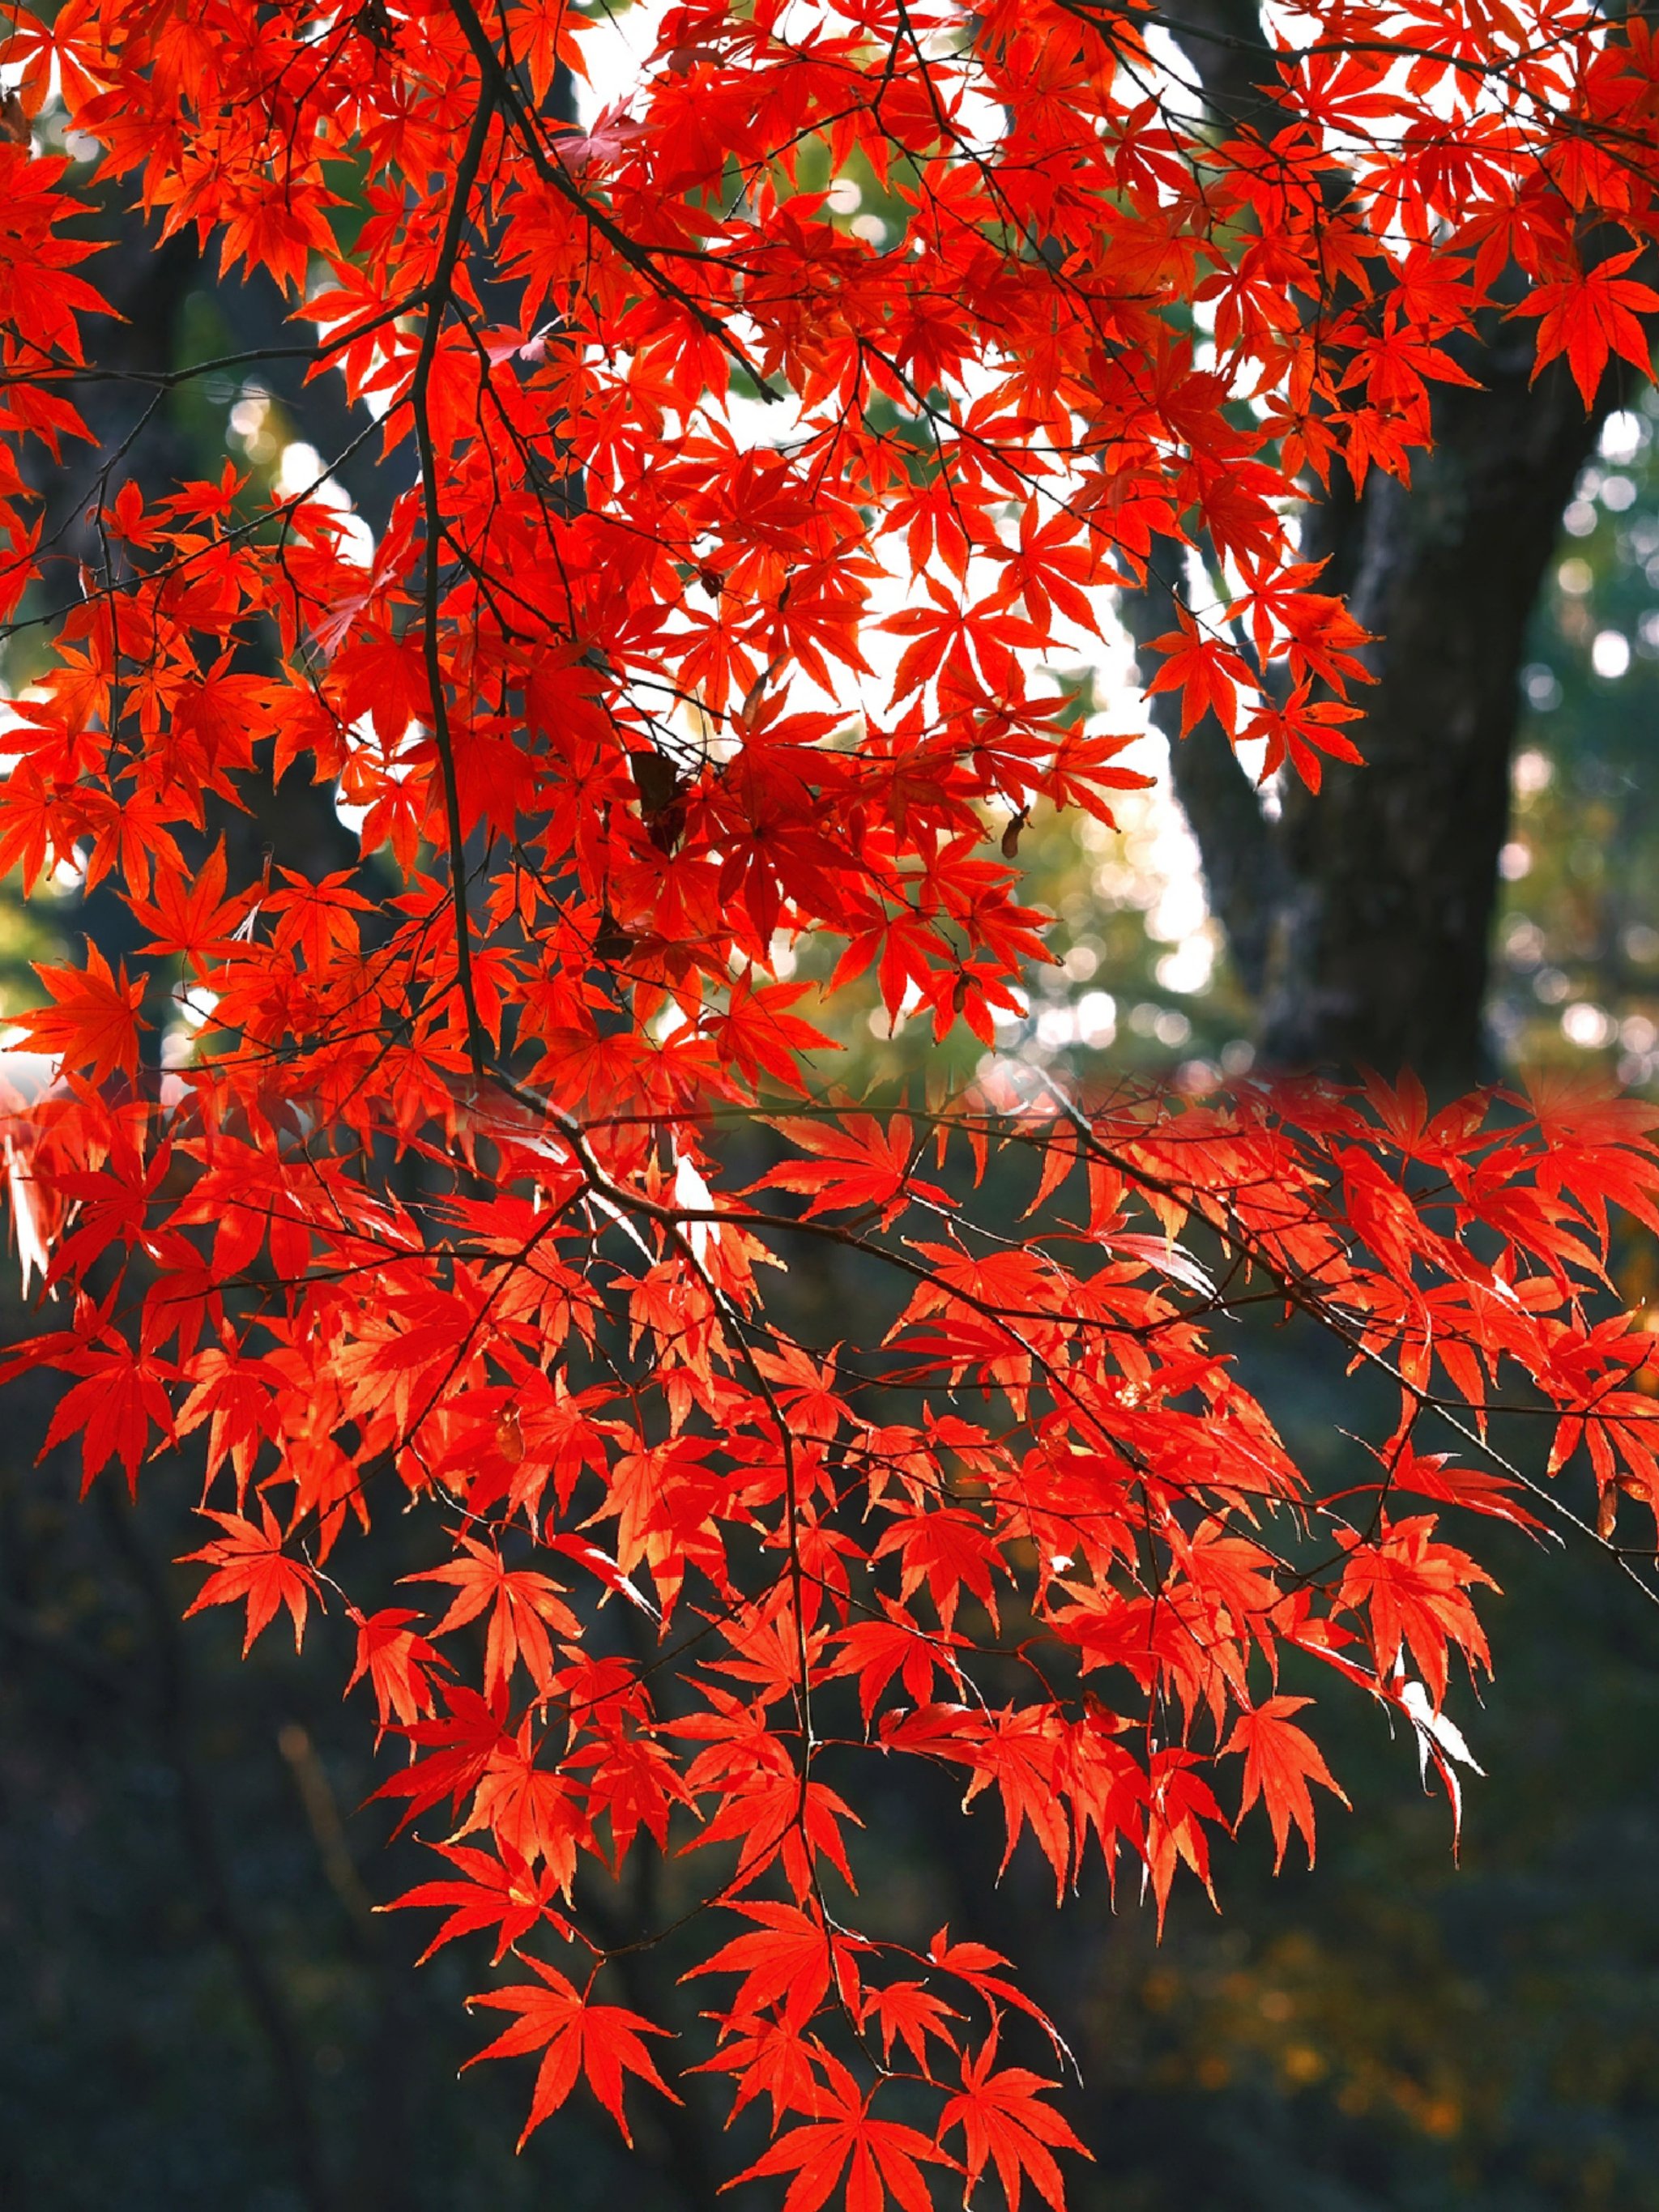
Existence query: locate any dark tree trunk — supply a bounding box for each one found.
[1121,0,1613,1084]
[1256,359,1605,1075]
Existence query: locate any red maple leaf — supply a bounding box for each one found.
[938,2030,1091,2212]
[730,2049,957,2212]
[465,1955,680,2147]
[17,940,147,1083]
[180,1500,318,1654]
[405,1533,580,1699]
[345,1605,450,1733]
[1142,610,1256,736]
[387,1839,571,1963]
[1515,248,1659,407]
[1222,1694,1350,1871]
[126,835,253,977]
[687,1900,866,2031]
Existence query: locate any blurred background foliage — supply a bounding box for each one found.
[3,97,1659,2212]
[1489,392,1659,1084]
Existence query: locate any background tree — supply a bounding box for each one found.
[1113,0,1642,1082]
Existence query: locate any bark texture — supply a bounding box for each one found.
[1256,363,1604,1075]
[1124,0,1611,1082]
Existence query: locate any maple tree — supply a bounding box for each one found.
[2,0,1659,2200]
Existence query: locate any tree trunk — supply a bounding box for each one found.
[1256,359,1604,1076]
[1123,0,1611,1084]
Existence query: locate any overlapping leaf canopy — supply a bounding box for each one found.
[2,0,1659,2190]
